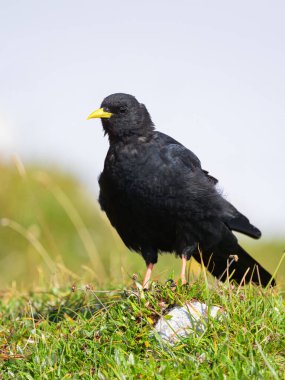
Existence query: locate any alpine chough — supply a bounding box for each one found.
[87,93,275,288]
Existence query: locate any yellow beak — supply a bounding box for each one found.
[87,108,113,120]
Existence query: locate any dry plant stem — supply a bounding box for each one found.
[142,263,154,289]
[180,254,188,284]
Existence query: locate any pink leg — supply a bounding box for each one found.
[180,255,188,284]
[142,263,154,289]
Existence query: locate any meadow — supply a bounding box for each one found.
[0,161,284,379]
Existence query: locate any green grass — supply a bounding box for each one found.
[0,161,285,378]
[0,280,284,379]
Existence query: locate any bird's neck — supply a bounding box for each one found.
[108,125,155,145]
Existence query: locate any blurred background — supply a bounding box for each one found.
[0,1,284,290]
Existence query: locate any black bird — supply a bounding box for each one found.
[87,93,275,288]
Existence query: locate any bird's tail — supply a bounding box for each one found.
[199,244,275,287]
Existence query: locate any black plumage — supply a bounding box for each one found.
[88,93,275,287]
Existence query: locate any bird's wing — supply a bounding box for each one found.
[222,201,262,239]
[155,132,218,184]
[156,132,261,239]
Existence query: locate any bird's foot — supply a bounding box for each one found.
[180,275,188,286]
[142,263,154,290]
[165,278,189,288]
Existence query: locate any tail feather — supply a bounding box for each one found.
[195,244,275,287]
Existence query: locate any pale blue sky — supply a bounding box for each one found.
[0,1,284,234]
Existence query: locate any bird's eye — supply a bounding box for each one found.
[119,106,127,114]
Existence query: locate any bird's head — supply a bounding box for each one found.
[87,93,154,141]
